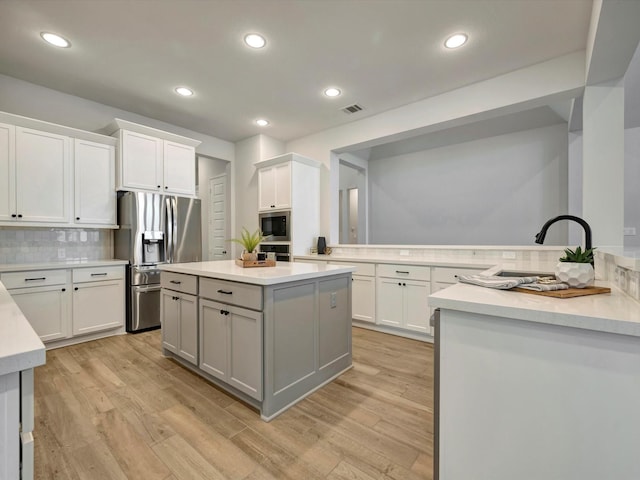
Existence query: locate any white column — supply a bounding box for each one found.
[582,78,625,248]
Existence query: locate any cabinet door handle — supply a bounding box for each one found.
[76,217,80,221]
[11,214,16,218]
[61,288,66,292]
[17,214,23,218]
[217,289,233,295]
[170,280,181,284]
[157,185,161,189]
[90,272,107,277]
[165,186,168,189]
[173,296,180,301]
[396,270,410,274]
[25,277,46,282]
[403,282,406,286]
[74,287,79,291]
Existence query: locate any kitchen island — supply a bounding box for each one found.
[1,280,46,480]
[158,260,354,420]
[429,267,640,480]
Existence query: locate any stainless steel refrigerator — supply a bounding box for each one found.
[115,191,201,332]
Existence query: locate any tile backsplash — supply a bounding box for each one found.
[0,227,112,264]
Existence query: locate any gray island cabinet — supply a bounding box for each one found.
[159,260,354,420]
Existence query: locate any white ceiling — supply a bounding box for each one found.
[0,0,593,143]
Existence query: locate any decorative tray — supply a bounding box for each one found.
[235,259,276,268]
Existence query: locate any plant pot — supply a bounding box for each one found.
[554,262,595,288]
[241,250,257,261]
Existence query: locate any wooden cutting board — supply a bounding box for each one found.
[512,285,611,298]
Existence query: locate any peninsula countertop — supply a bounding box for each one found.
[0,281,45,376]
[159,260,356,285]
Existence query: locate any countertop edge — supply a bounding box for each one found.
[0,259,129,273]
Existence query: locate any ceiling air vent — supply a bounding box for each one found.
[341,104,364,114]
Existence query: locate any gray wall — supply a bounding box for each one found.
[625,126,640,248]
[368,124,569,245]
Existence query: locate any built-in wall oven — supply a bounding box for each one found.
[259,243,291,262]
[259,210,290,241]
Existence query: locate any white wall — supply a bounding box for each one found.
[0,74,234,161]
[625,126,640,248]
[367,124,568,245]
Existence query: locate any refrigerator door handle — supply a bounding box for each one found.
[166,196,174,263]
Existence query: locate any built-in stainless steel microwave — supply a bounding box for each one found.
[259,210,290,241]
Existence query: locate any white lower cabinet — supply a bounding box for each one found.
[1,265,125,345]
[199,298,263,400]
[329,261,376,324]
[376,264,431,334]
[73,281,124,336]
[161,290,198,365]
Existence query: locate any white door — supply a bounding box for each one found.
[404,281,430,333]
[72,280,123,335]
[258,166,276,210]
[352,275,376,323]
[120,130,163,191]
[273,162,291,209]
[209,174,229,260]
[376,278,403,327]
[164,141,195,195]
[10,286,71,342]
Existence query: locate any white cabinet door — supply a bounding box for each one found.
[258,166,276,210]
[228,305,262,400]
[72,280,124,336]
[178,293,198,365]
[273,162,291,209]
[161,290,180,354]
[199,299,229,381]
[74,139,116,225]
[15,127,71,223]
[163,141,195,196]
[404,280,430,333]
[258,162,291,210]
[352,275,375,323]
[10,285,71,342]
[0,122,16,222]
[377,278,403,327]
[120,130,163,192]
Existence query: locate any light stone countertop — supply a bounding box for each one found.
[0,281,45,376]
[0,259,129,273]
[159,260,355,286]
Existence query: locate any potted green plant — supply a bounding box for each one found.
[555,246,596,288]
[229,227,268,261]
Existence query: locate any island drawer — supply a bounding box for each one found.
[1,269,68,289]
[199,278,262,311]
[432,267,484,284]
[73,266,124,283]
[328,261,375,276]
[161,272,198,295]
[377,263,430,281]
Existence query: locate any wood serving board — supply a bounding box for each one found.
[235,258,276,268]
[512,285,611,298]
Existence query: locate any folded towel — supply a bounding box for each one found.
[517,282,569,292]
[457,274,538,290]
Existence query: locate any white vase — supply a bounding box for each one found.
[554,262,595,288]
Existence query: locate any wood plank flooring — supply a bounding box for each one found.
[33,327,433,479]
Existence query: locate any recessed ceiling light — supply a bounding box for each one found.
[255,119,269,127]
[175,87,194,97]
[324,87,341,97]
[40,32,71,48]
[444,33,468,49]
[244,33,266,49]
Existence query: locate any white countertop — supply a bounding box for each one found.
[430,279,640,338]
[295,253,498,269]
[0,282,45,376]
[0,259,129,273]
[160,260,355,285]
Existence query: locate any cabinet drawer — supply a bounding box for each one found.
[73,265,124,283]
[377,263,430,281]
[0,269,68,289]
[161,272,198,295]
[329,261,375,276]
[432,267,484,284]
[200,278,263,311]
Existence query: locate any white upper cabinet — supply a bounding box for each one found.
[15,127,71,223]
[164,140,196,196]
[0,122,16,222]
[118,130,163,192]
[74,138,116,226]
[0,112,118,228]
[258,161,291,210]
[110,119,201,196]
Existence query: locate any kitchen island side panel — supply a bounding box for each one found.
[262,273,352,419]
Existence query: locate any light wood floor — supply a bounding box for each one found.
[33,327,433,480]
